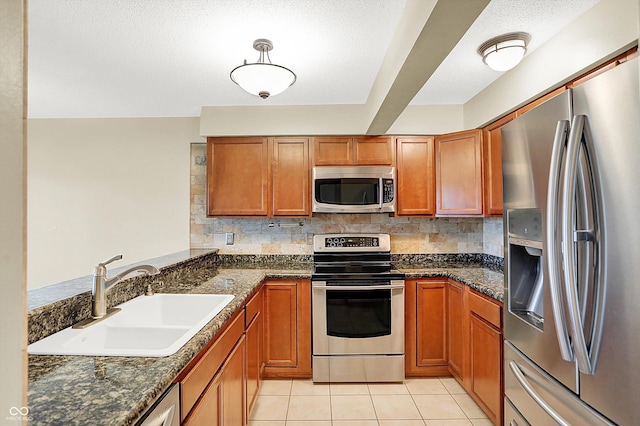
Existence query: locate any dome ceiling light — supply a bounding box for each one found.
[230,38,296,99]
[478,32,531,72]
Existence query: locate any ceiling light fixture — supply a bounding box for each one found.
[230,39,296,99]
[478,32,531,72]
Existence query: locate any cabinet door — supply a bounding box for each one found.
[435,130,483,215]
[183,370,222,426]
[263,279,311,378]
[313,136,353,165]
[272,137,310,217]
[353,136,393,165]
[245,310,262,418]
[207,137,270,216]
[482,114,514,216]
[470,313,502,425]
[396,136,435,216]
[405,279,450,376]
[447,280,468,383]
[222,335,246,426]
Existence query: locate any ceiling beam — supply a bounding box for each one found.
[366,0,490,135]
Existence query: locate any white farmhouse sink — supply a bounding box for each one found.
[28,293,234,357]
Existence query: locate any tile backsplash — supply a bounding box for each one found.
[190,144,504,257]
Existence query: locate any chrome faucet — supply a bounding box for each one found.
[91,254,160,318]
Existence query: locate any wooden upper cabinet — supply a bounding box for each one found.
[396,136,435,216]
[435,129,483,216]
[313,136,393,166]
[313,136,353,165]
[482,113,514,216]
[272,137,310,217]
[207,137,270,216]
[353,136,394,165]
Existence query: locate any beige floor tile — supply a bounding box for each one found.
[405,378,449,395]
[379,421,426,426]
[412,395,467,420]
[368,383,410,395]
[286,422,331,426]
[330,383,371,395]
[470,419,494,426]
[250,395,290,421]
[331,395,377,420]
[451,394,487,419]
[248,422,286,426]
[333,421,379,426]
[439,378,466,395]
[287,395,332,421]
[424,420,473,426]
[371,394,422,420]
[260,379,293,396]
[291,379,330,395]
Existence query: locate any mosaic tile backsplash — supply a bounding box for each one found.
[190,144,504,258]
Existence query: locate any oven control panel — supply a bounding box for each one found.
[314,234,391,252]
[325,236,378,248]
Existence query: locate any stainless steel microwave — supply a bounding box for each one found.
[312,166,396,213]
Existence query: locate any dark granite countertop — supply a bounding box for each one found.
[27,258,502,425]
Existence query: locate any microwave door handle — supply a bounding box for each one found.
[378,178,383,209]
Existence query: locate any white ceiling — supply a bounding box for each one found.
[28,0,599,119]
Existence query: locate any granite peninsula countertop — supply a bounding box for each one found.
[27,258,503,426]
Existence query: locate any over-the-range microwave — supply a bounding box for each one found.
[312,166,396,213]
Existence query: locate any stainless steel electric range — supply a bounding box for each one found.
[311,234,405,383]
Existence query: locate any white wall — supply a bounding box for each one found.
[27,118,203,289]
[0,0,27,419]
[464,0,639,128]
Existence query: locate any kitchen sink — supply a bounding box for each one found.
[28,293,234,357]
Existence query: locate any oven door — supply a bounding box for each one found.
[312,280,404,355]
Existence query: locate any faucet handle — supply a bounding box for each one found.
[101,254,123,267]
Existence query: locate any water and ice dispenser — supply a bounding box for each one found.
[507,208,544,330]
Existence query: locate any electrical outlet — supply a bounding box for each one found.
[225,232,234,245]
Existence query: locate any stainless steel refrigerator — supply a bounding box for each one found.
[502,57,640,425]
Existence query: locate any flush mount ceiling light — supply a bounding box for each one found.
[478,32,531,72]
[230,39,296,99]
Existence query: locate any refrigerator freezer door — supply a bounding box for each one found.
[504,342,614,426]
[502,91,577,393]
[571,57,640,426]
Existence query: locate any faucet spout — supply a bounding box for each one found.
[91,256,160,319]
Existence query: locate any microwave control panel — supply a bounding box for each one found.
[383,179,394,202]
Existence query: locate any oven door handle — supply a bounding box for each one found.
[312,284,404,290]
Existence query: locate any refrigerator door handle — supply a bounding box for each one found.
[508,361,571,426]
[546,119,574,361]
[563,115,607,375]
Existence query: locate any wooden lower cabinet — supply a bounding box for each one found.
[222,335,246,426]
[447,280,468,384]
[245,290,263,418]
[468,291,503,426]
[183,370,222,426]
[405,278,449,376]
[263,279,312,378]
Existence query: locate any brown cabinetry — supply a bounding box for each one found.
[482,113,514,216]
[245,289,263,419]
[435,130,483,216]
[263,279,312,378]
[207,137,310,217]
[405,278,449,376]
[313,136,394,166]
[447,279,468,384]
[468,291,503,426]
[221,335,246,426]
[271,137,310,216]
[207,137,270,216]
[396,136,435,216]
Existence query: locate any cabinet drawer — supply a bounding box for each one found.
[245,289,262,327]
[469,291,502,329]
[180,312,244,420]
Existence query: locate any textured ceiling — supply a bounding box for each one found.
[28,0,600,119]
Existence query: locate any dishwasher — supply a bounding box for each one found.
[135,383,180,426]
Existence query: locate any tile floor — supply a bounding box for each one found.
[249,377,492,426]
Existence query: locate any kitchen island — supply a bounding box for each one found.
[27,252,502,425]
